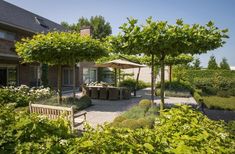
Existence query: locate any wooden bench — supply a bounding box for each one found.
[29,103,87,130]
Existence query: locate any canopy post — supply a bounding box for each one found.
[134,67,141,96]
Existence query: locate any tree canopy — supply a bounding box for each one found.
[61,16,112,39]
[220,57,230,70]
[108,17,228,109]
[207,55,219,70]
[192,57,201,70]
[15,32,107,65]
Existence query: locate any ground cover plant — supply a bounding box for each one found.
[1,103,234,153]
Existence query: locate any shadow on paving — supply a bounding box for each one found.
[204,109,235,122]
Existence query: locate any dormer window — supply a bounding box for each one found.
[35,17,49,29]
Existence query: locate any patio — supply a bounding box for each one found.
[66,88,198,128]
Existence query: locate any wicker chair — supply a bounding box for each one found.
[122,88,131,99]
[91,87,99,99]
[82,86,91,97]
[99,87,108,100]
[108,88,120,100]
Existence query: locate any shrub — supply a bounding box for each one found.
[0,105,72,153]
[119,78,150,91]
[139,99,151,109]
[228,88,235,96]
[113,115,127,123]
[156,81,194,93]
[0,85,53,107]
[202,86,217,95]
[69,105,235,153]
[122,105,146,119]
[217,90,230,98]
[193,90,203,103]
[120,119,141,129]
[37,95,92,111]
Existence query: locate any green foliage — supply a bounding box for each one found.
[119,78,150,91]
[139,99,151,109]
[192,57,201,69]
[37,95,92,111]
[208,55,219,69]
[220,57,230,70]
[15,32,107,65]
[203,96,235,110]
[0,85,53,107]
[217,90,230,98]
[157,81,194,93]
[68,105,235,153]
[0,105,72,153]
[61,15,112,39]
[193,90,203,103]
[2,104,234,153]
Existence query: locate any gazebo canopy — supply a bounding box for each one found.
[95,59,146,69]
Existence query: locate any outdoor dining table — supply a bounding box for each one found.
[86,86,128,100]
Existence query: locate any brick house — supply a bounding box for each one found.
[0,0,99,89]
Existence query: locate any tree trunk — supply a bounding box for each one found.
[151,54,155,105]
[160,54,165,110]
[57,64,62,104]
[114,68,117,87]
[73,64,76,101]
[119,69,121,85]
[169,65,172,83]
[134,67,141,96]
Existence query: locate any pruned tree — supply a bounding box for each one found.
[16,32,107,104]
[108,17,228,110]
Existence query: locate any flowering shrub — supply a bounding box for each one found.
[0,85,53,107]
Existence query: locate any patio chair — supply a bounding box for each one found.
[122,88,131,99]
[99,87,108,100]
[82,86,91,97]
[108,88,120,100]
[91,87,99,99]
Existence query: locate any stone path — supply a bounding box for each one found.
[72,88,197,128]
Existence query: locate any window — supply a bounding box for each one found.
[63,68,73,86]
[0,30,15,41]
[83,68,97,84]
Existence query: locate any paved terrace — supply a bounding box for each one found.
[65,88,197,128]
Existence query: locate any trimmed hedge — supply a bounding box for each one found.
[119,78,150,91]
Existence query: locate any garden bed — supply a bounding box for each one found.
[202,96,235,110]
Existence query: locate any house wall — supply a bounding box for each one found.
[123,66,170,83]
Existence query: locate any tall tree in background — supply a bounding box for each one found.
[192,57,201,69]
[61,16,112,39]
[208,55,219,69]
[220,57,230,70]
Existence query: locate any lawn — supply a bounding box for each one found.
[203,96,235,110]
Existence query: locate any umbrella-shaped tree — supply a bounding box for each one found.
[15,32,107,104]
[109,17,228,110]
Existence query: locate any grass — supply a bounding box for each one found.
[203,96,235,110]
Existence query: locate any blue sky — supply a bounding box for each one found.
[5,0,235,67]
